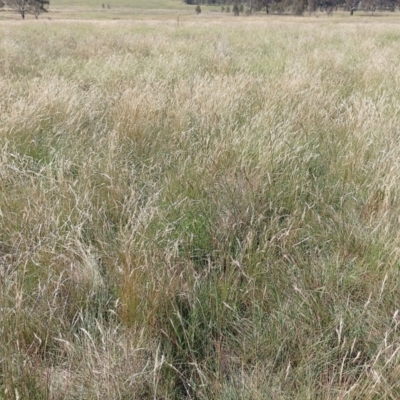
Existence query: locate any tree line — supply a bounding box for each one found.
[0,0,49,19]
[186,0,399,15]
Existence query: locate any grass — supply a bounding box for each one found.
[0,0,206,20]
[2,15,400,399]
[50,0,194,8]
[1,0,399,21]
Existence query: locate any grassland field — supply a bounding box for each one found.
[2,4,400,400]
[1,0,400,20]
[0,0,213,20]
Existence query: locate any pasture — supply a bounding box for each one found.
[2,10,400,399]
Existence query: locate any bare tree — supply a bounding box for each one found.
[4,0,49,19]
[32,0,48,18]
[5,0,29,18]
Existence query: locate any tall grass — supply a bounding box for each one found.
[2,18,400,398]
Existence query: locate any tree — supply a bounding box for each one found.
[182,0,400,13]
[4,0,49,19]
[32,0,49,18]
[195,4,201,13]
[294,0,304,13]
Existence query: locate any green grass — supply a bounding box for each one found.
[2,16,400,399]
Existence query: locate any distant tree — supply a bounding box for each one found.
[5,0,30,18]
[195,4,201,13]
[294,0,304,13]
[233,3,240,14]
[348,0,358,13]
[184,0,378,14]
[256,0,271,13]
[307,0,316,13]
[32,0,48,18]
[4,0,49,19]
[0,0,4,7]
[247,0,258,14]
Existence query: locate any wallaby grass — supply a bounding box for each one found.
[2,17,400,399]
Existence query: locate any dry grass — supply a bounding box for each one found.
[2,16,400,399]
